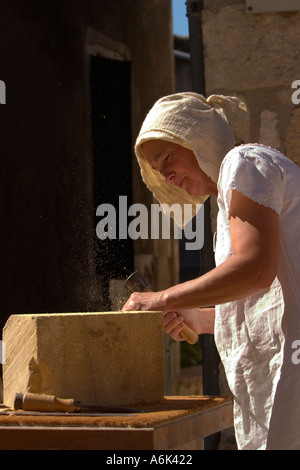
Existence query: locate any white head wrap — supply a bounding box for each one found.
[134,92,249,227]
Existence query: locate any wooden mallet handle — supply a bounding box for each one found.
[178,323,199,345]
[144,288,198,345]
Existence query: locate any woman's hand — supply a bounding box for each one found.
[122,292,215,341]
[122,291,167,313]
[164,308,215,341]
[163,312,186,341]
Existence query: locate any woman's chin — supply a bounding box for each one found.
[185,185,200,197]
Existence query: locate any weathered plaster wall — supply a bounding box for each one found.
[202,3,300,160]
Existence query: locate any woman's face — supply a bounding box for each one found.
[142,140,218,197]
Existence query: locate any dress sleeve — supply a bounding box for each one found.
[218,145,284,215]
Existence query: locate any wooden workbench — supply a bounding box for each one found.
[0,396,233,450]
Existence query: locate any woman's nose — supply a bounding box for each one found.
[163,170,176,184]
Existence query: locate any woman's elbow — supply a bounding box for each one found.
[239,254,278,291]
[255,263,277,290]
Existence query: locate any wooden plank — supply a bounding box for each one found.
[200,402,234,437]
[0,426,155,450]
[152,401,233,450]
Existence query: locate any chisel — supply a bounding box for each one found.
[14,392,141,414]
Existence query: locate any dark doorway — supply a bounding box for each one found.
[90,55,134,310]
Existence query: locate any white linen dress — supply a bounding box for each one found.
[214,144,300,450]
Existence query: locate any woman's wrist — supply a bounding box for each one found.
[197,307,215,335]
[160,289,173,311]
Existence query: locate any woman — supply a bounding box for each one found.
[122,92,300,450]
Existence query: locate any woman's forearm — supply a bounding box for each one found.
[161,254,274,312]
[122,254,275,315]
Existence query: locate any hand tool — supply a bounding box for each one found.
[14,393,141,414]
[124,271,199,345]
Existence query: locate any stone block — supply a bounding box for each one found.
[2,311,165,409]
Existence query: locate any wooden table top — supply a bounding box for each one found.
[0,395,232,428]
